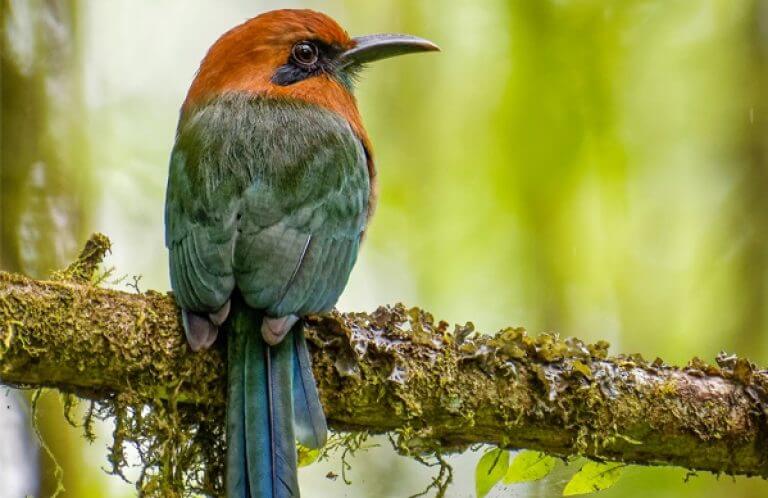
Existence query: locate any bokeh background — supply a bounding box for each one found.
[2,0,768,497]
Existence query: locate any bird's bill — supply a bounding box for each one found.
[337,34,439,69]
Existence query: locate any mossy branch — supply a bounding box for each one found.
[2,234,768,491]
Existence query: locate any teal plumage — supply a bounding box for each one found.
[164,9,437,498]
[166,96,365,498]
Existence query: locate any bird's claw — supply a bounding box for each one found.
[261,315,298,345]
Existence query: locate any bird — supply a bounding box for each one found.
[164,9,438,498]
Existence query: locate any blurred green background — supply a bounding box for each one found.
[2,0,768,496]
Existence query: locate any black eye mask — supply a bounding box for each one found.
[272,40,342,86]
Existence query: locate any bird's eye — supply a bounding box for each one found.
[292,42,319,66]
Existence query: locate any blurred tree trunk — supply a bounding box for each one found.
[496,1,626,333]
[1,0,95,496]
[1,0,91,274]
[731,1,768,359]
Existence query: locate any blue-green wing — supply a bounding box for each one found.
[165,147,237,314]
[165,96,368,317]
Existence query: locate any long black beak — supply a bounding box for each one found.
[337,34,439,69]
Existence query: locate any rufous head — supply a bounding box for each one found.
[182,9,438,141]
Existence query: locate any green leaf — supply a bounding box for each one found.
[297,445,320,467]
[503,450,557,484]
[475,448,510,498]
[562,461,624,496]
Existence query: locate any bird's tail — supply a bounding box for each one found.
[225,301,326,498]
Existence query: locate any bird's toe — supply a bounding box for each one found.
[261,315,298,345]
[183,310,219,351]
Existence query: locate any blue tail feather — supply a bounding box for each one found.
[226,303,301,498]
[291,326,327,449]
[226,310,248,498]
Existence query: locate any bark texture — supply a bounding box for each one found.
[1,235,768,481]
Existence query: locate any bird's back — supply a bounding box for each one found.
[166,94,369,319]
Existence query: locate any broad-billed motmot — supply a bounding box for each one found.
[164,9,437,498]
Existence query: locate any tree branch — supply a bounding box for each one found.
[1,236,768,480]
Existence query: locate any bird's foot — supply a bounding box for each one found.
[261,315,298,345]
[208,300,231,326]
[182,310,219,352]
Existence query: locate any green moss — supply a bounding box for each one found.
[4,234,768,496]
[3,235,227,497]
